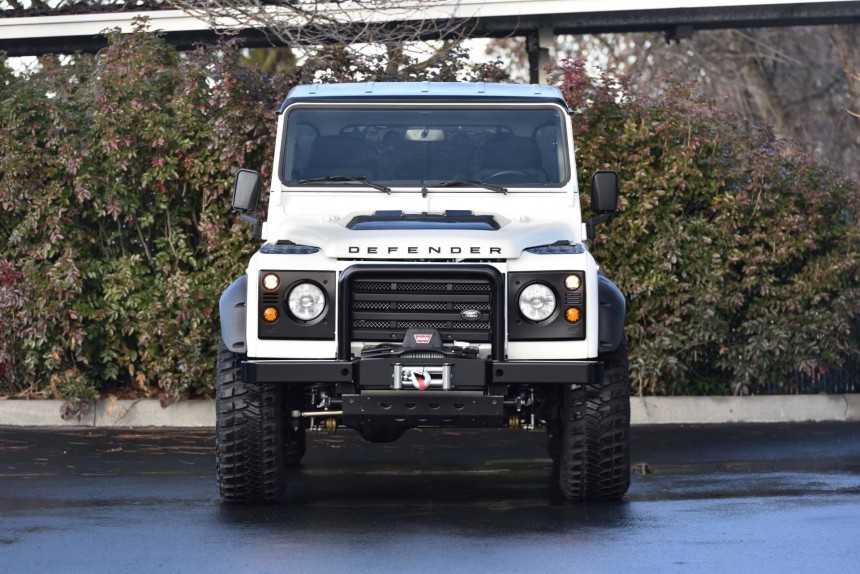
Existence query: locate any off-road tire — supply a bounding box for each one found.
[215,341,286,503]
[557,342,630,501]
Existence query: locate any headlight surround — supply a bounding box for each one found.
[517,282,557,322]
[508,271,586,341]
[287,282,326,321]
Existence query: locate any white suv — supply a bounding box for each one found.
[216,82,629,503]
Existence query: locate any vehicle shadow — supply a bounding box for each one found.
[216,429,639,535]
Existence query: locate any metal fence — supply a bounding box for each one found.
[744,370,859,395]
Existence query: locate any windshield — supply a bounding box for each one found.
[280,107,569,189]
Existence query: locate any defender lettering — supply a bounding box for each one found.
[347,246,502,256]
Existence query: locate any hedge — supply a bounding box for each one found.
[553,60,860,394]
[1,30,858,399]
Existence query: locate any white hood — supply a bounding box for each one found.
[274,216,575,259]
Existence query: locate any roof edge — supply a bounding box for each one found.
[278,82,569,113]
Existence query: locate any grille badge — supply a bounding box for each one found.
[460,309,481,321]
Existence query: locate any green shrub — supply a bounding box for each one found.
[552,60,860,394]
[0,30,508,399]
[1,33,858,399]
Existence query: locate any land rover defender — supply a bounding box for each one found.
[216,82,629,502]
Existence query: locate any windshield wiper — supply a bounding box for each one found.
[296,175,391,194]
[434,180,508,194]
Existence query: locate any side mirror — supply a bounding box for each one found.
[232,169,263,240]
[233,169,261,213]
[590,170,619,214]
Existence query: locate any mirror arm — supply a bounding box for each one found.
[240,213,263,240]
[585,213,611,240]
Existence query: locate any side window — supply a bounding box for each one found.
[534,125,562,183]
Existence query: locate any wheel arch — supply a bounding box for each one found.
[597,274,626,354]
[219,275,248,354]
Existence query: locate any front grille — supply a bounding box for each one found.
[353,319,392,329]
[354,301,392,310]
[348,272,497,346]
[398,320,449,329]
[398,301,447,311]
[452,302,490,311]
[452,321,490,330]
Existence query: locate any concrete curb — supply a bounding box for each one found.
[0,395,858,428]
[0,399,214,428]
[630,395,860,424]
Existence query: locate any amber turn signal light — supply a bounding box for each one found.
[565,307,581,323]
[262,307,279,323]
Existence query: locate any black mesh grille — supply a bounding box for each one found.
[353,320,391,329]
[452,302,490,311]
[398,302,447,311]
[348,271,496,345]
[452,321,490,330]
[354,282,391,291]
[398,320,448,329]
[395,282,448,292]
[452,283,490,292]
[354,301,391,310]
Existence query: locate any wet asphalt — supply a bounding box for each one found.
[1,423,859,573]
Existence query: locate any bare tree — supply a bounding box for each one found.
[831,26,860,135]
[168,0,471,50]
[2,0,473,65]
[537,26,860,175]
[851,73,860,119]
[2,0,171,15]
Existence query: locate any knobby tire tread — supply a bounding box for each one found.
[215,342,286,503]
[558,343,631,501]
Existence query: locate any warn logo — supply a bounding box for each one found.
[413,334,434,345]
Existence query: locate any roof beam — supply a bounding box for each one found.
[2,1,860,56]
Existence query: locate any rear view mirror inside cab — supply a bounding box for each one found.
[404,128,445,141]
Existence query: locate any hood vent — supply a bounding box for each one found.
[347,210,500,231]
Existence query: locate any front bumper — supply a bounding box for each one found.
[242,357,601,428]
[241,357,603,387]
[243,357,601,428]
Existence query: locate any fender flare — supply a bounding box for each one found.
[597,274,626,354]
[219,275,248,354]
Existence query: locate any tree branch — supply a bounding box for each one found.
[168,0,470,51]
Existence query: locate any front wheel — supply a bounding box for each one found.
[556,343,631,501]
[215,341,287,503]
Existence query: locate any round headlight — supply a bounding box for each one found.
[287,282,326,321]
[518,283,557,322]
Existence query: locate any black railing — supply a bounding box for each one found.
[745,370,859,396]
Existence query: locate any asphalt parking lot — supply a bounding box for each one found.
[1,423,859,573]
